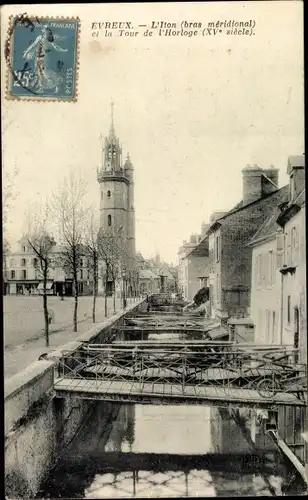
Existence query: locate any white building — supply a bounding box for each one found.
[177,223,209,302]
[248,155,305,356]
[247,205,286,345]
[6,236,91,296]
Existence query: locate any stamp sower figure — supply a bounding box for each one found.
[23,25,68,94]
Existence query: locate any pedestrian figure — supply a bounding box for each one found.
[48,309,55,325]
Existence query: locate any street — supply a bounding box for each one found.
[4,295,135,378]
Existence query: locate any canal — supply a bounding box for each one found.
[38,401,299,498]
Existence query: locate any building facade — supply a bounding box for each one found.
[6,236,91,296]
[97,103,136,295]
[177,223,210,302]
[207,166,287,322]
[248,155,305,357]
[248,155,307,465]
[248,206,287,345]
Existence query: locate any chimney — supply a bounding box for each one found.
[242,164,278,205]
[287,154,305,201]
[242,164,263,205]
[190,234,197,244]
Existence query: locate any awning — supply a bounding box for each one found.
[37,281,54,290]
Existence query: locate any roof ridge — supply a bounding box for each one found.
[211,184,288,224]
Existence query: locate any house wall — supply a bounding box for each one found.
[185,256,209,302]
[211,187,288,320]
[250,238,281,344]
[208,229,222,318]
[281,207,306,362]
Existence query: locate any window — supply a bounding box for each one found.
[33,258,38,267]
[276,229,284,268]
[22,270,27,279]
[23,246,26,252]
[108,214,112,227]
[291,226,299,266]
[10,270,15,279]
[268,250,274,286]
[216,236,220,262]
[255,254,261,288]
[107,190,111,198]
[10,258,15,267]
[21,258,26,266]
[261,253,268,285]
[287,295,291,324]
[80,269,83,280]
[286,232,291,266]
[290,173,295,201]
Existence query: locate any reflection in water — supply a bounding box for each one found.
[39,402,295,498]
[85,469,216,498]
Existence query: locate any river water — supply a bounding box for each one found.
[38,402,299,498]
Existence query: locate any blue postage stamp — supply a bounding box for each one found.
[6,15,80,101]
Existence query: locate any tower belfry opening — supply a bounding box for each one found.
[97,102,136,297]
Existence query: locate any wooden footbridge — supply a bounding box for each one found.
[54,303,307,410]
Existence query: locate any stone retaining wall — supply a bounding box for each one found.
[5,299,145,498]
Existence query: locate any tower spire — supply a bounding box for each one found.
[109,100,116,140]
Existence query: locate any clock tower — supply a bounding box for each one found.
[97,103,136,291]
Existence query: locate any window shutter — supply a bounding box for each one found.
[255,254,259,287]
[292,227,299,266]
[286,232,292,266]
[276,230,284,268]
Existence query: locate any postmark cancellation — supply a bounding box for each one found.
[5,15,80,102]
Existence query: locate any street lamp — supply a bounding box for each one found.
[122,269,127,309]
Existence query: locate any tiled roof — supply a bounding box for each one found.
[247,189,289,246]
[248,207,284,246]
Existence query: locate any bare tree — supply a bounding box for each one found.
[51,172,88,332]
[98,229,126,316]
[26,201,55,347]
[84,211,100,323]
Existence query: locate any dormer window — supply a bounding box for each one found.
[289,173,295,201]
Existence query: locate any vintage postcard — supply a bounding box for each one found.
[2,2,306,499]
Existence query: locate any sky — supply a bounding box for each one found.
[2,2,304,264]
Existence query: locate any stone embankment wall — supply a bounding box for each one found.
[5,300,145,498]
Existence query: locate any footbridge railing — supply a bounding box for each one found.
[55,344,307,405]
